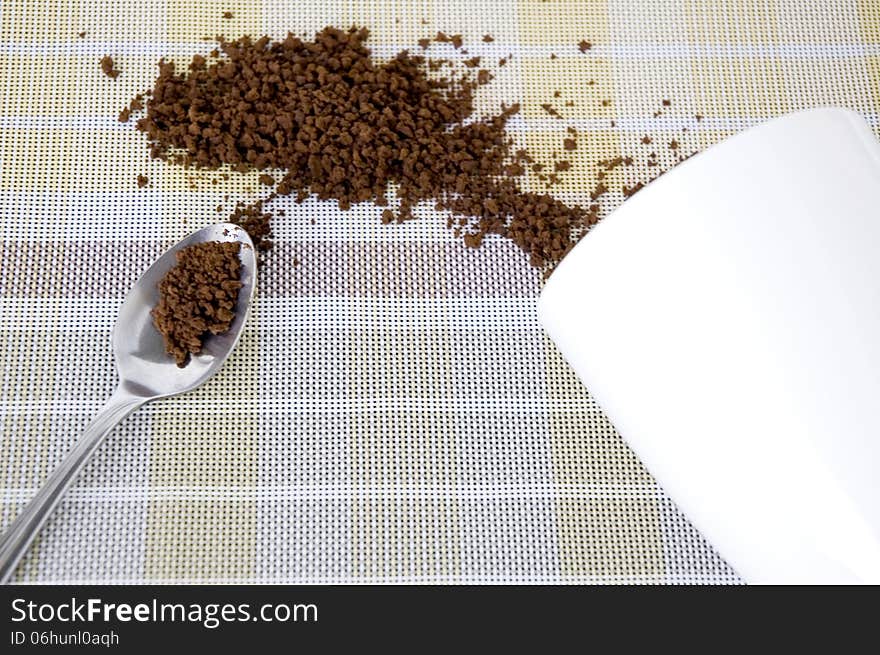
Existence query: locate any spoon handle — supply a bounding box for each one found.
[0,385,146,584]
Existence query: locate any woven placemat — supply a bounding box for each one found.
[2,0,878,584]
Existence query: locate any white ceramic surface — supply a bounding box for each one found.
[538,108,880,584]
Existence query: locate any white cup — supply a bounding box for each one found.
[538,108,880,584]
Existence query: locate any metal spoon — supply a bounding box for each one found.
[0,223,257,583]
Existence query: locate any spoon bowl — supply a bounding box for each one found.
[114,223,257,398]
[0,223,257,583]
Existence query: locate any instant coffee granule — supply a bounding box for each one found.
[100,55,120,78]
[228,198,274,253]
[152,241,243,367]
[132,26,598,270]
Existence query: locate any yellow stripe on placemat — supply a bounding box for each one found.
[543,334,665,580]
[1,299,67,581]
[144,326,259,581]
[857,0,880,43]
[348,316,462,579]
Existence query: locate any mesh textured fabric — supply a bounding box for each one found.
[2,0,877,584]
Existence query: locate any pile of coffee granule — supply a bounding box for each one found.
[132,26,597,270]
[151,241,243,367]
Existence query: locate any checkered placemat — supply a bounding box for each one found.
[2,0,877,584]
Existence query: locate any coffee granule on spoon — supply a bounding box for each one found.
[152,241,243,367]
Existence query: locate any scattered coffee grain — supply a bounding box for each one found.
[228,198,274,253]
[100,55,120,79]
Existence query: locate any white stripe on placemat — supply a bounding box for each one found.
[0,483,660,502]
[0,296,541,330]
